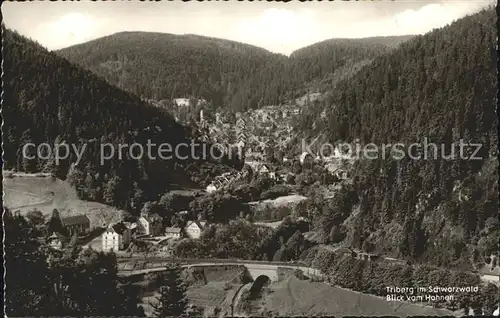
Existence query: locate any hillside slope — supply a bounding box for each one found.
[259,276,454,317]
[2,28,220,214]
[288,35,415,90]
[308,8,498,268]
[56,31,285,111]
[56,33,412,112]
[3,173,124,226]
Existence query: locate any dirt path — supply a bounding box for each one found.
[286,277,297,304]
[5,187,55,209]
[4,171,53,177]
[230,283,245,316]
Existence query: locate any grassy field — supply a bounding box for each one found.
[139,268,244,317]
[141,282,240,317]
[258,276,457,317]
[248,194,307,209]
[3,172,123,227]
[187,282,236,309]
[254,221,283,229]
[248,194,308,222]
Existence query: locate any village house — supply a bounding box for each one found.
[300,151,315,166]
[478,254,500,281]
[206,183,217,193]
[330,167,349,180]
[123,221,137,230]
[268,171,277,180]
[185,220,206,239]
[137,213,163,236]
[47,232,64,250]
[158,238,177,255]
[257,164,278,180]
[102,223,131,252]
[164,227,182,239]
[123,221,138,237]
[62,214,90,236]
[258,164,270,175]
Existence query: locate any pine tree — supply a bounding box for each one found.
[47,209,67,237]
[152,267,188,318]
[19,129,37,172]
[4,208,53,316]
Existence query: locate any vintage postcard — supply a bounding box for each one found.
[2,1,498,317]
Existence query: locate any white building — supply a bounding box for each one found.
[259,164,270,175]
[299,152,314,165]
[137,213,163,236]
[47,232,63,250]
[102,223,131,252]
[206,184,217,193]
[185,220,206,239]
[174,98,190,107]
[165,227,182,239]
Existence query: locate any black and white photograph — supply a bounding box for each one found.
[2,1,499,317]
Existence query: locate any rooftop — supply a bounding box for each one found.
[140,213,162,223]
[478,264,500,276]
[186,220,206,229]
[47,231,64,241]
[62,214,90,226]
[165,227,182,233]
[105,222,128,235]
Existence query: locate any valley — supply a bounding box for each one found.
[3,4,499,318]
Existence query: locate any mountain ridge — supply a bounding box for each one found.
[56,32,413,111]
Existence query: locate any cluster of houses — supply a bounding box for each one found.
[46,211,209,253]
[205,162,282,193]
[100,214,208,253]
[47,214,91,250]
[205,151,351,194]
[206,171,243,193]
[247,105,300,122]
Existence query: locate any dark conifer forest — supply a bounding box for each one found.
[303,8,498,266]
[2,28,230,213]
[56,32,412,111]
[3,7,498,268]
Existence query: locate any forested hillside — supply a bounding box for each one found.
[288,35,414,89]
[56,32,285,111]
[2,28,227,214]
[308,8,498,268]
[57,32,411,112]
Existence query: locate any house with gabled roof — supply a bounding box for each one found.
[185,220,207,239]
[299,151,314,165]
[62,214,90,236]
[165,227,182,239]
[138,213,163,236]
[102,222,131,252]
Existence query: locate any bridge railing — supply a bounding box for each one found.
[118,257,308,271]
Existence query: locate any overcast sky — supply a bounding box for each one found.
[2,0,493,55]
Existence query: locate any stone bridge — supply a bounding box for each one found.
[119,259,324,283]
[185,262,289,282]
